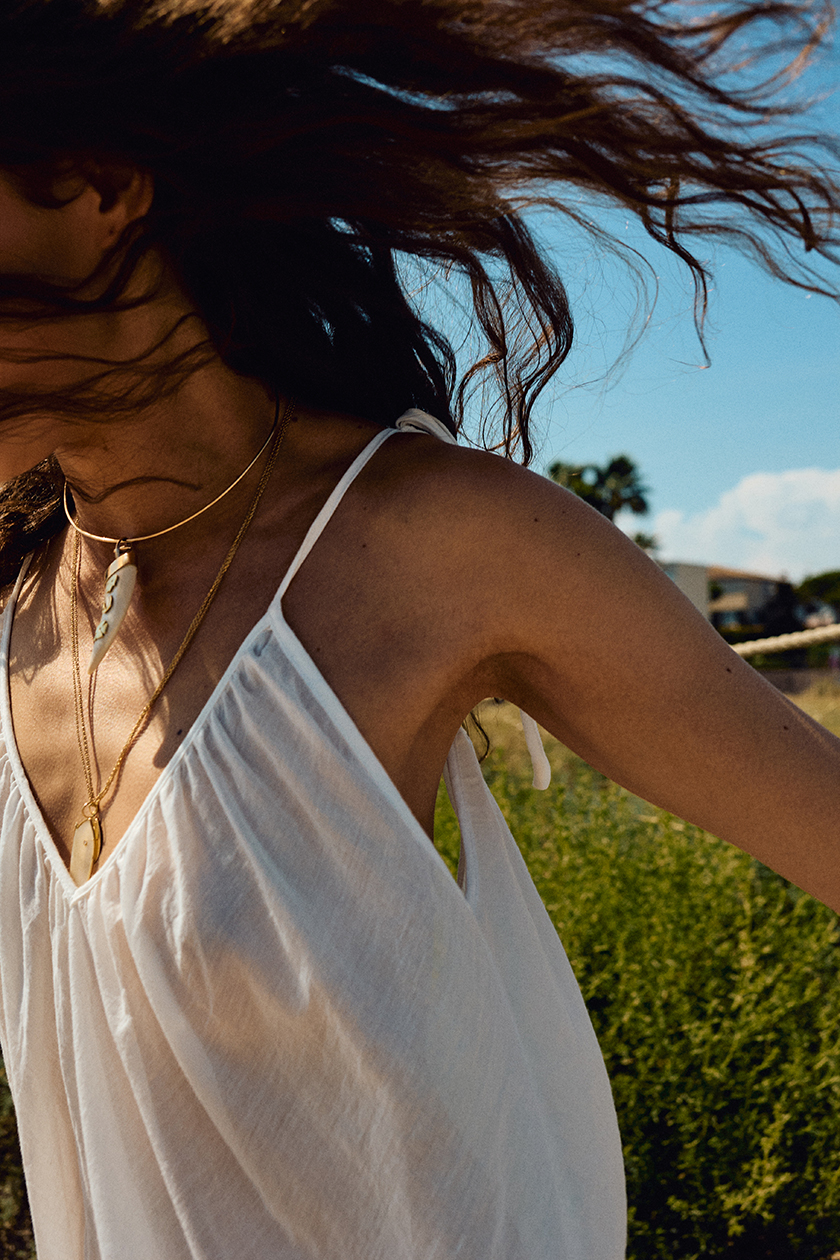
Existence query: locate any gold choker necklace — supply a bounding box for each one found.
[64,396,281,674]
[68,397,294,886]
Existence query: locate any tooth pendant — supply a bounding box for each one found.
[88,544,137,675]
[69,813,102,886]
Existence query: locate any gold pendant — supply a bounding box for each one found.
[88,543,137,675]
[69,813,102,886]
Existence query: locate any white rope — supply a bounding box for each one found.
[731,622,840,657]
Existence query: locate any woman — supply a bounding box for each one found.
[0,1,838,1256]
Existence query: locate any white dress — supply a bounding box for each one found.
[0,414,626,1260]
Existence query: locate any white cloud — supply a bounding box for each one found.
[622,469,840,581]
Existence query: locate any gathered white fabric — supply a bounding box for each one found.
[0,415,626,1260]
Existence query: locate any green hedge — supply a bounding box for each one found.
[436,755,840,1259]
[3,749,838,1259]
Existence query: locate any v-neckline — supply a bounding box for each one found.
[1,574,452,905]
[0,550,283,900]
[0,425,449,901]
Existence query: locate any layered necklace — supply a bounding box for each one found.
[64,402,284,676]
[66,396,294,886]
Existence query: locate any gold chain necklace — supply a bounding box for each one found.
[68,398,294,887]
[64,398,281,675]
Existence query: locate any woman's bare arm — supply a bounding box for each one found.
[428,445,840,912]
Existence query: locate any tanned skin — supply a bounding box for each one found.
[4,171,840,911]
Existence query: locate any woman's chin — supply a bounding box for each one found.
[0,427,57,484]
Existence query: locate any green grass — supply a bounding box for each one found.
[3,686,839,1258]
[434,693,840,1259]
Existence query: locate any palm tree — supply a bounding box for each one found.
[631,531,659,554]
[547,454,649,523]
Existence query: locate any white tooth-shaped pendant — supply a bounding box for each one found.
[69,812,102,886]
[88,545,137,675]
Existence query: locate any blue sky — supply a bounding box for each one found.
[421,29,839,581]
[527,38,840,582]
[533,243,840,581]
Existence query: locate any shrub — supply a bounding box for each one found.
[436,752,840,1259]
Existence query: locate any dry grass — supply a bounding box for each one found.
[789,678,840,739]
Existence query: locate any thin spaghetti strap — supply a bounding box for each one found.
[276,427,397,601]
[0,553,33,666]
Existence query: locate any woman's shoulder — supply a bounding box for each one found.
[287,403,607,597]
[358,418,594,557]
[289,404,553,520]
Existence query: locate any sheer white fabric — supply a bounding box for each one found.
[0,417,626,1259]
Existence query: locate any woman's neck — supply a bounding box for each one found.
[59,363,278,546]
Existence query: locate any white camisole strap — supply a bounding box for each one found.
[276,425,396,602]
[1,553,33,657]
[277,407,552,790]
[276,407,456,603]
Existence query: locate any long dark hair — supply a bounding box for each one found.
[0,0,838,582]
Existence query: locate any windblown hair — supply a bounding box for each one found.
[0,0,838,581]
